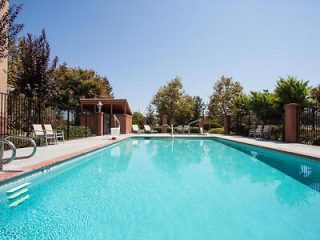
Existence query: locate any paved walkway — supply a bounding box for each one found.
[1,133,320,184]
[0,135,130,183]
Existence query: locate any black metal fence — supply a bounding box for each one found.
[300,105,320,145]
[231,111,284,141]
[0,92,92,146]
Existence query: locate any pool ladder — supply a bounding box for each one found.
[162,124,175,139]
[0,136,37,171]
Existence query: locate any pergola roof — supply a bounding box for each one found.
[80,98,132,115]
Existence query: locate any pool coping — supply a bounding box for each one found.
[133,134,320,160]
[210,135,320,161]
[1,133,320,185]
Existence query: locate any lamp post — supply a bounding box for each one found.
[97,101,103,113]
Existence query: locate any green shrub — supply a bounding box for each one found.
[270,125,284,141]
[64,126,92,139]
[204,120,222,131]
[189,127,200,133]
[208,128,224,134]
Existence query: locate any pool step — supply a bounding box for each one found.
[7,188,29,200]
[9,194,30,208]
[6,182,30,194]
[6,182,31,208]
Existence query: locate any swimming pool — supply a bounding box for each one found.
[1,137,320,239]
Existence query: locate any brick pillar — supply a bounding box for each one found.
[162,115,167,133]
[284,103,300,143]
[224,114,230,134]
[97,112,104,136]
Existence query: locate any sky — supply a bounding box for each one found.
[12,0,320,112]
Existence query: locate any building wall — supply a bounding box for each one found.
[80,113,99,135]
[115,114,132,134]
[80,113,133,135]
[0,1,8,94]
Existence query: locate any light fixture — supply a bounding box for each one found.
[97,101,103,112]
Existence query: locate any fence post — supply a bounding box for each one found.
[224,114,230,134]
[162,115,167,133]
[67,109,70,140]
[284,103,300,143]
[85,112,88,137]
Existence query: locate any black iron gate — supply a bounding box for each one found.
[0,93,92,145]
[103,113,111,134]
[300,105,320,145]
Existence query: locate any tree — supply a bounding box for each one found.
[175,94,195,125]
[249,91,279,124]
[132,112,145,128]
[311,85,320,104]
[274,75,310,107]
[234,94,250,116]
[0,0,23,59]
[13,29,58,101]
[208,75,243,117]
[151,76,194,124]
[192,96,205,120]
[53,63,113,108]
[145,104,156,125]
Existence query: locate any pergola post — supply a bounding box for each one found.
[97,112,104,136]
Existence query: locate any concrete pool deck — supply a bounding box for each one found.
[1,133,320,184]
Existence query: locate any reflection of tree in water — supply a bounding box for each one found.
[275,181,311,206]
[150,139,207,177]
[208,142,276,185]
[208,139,315,206]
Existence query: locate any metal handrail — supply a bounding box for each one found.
[113,115,120,128]
[162,124,175,138]
[188,119,201,134]
[4,136,37,160]
[0,139,17,168]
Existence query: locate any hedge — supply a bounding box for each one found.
[208,128,224,134]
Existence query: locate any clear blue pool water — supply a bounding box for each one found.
[1,138,320,239]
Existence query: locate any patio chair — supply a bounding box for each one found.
[183,125,190,134]
[177,125,183,134]
[43,124,65,143]
[144,125,152,133]
[249,125,263,138]
[32,124,56,145]
[144,125,158,133]
[132,125,140,133]
[262,125,271,139]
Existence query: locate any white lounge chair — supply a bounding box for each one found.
[177,125,183,133]
[183,125,189,134]
[144,125,152,133]
[249,125,263,138]
[132,125,140,133]
[43,124,65,143]
[262,125,271,139]
[32,124,56,145]
[144,124,158,133]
